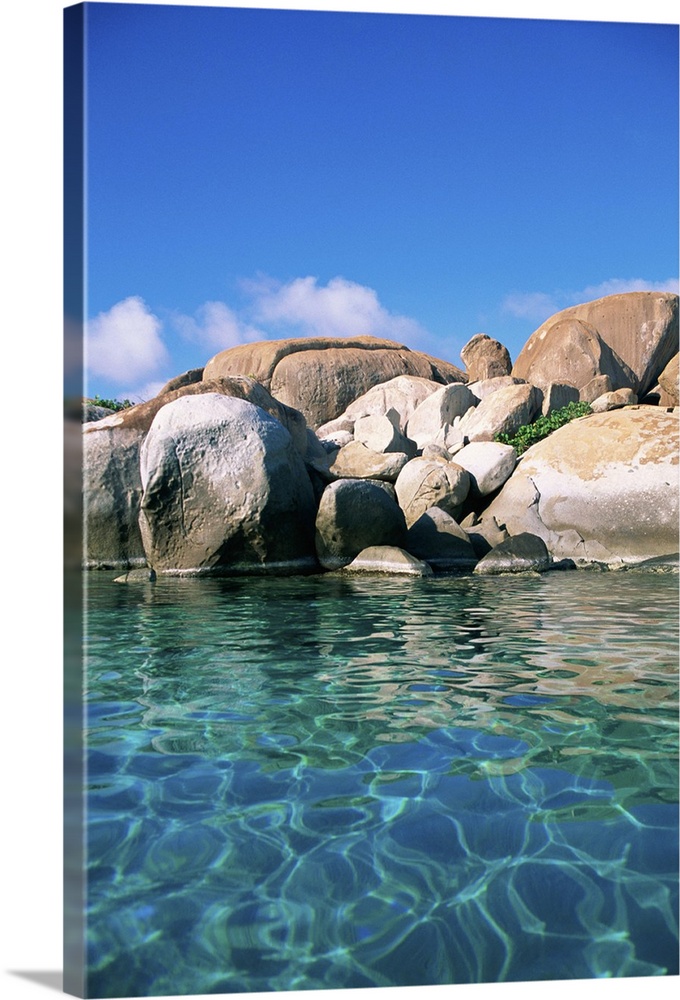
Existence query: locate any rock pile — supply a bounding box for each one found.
[81,292,679,577]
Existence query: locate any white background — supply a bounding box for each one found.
[0,1,677,999]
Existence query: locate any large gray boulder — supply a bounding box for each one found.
[448,382,542,448]
[316,374,443,438]
[481,407,679,564]
[82,376,314,569]
[405,507,477,570]
[453,441,518,497]
[138,394,317,575]
[394,457,470,526]
[82,372,310,569]
[405,383,477,450]
[203,337,467,428]
[513,317,637,393]
[473,533,551,575]
[83,422,148,569]
[353,413,416,456]
[315,478,407,569]
[467,376,526,402]
[343,546,433,577]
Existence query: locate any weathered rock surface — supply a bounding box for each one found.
[579,374,613,403]
[473,533,552,575]
[316,374,443,437]
[82,376,313,568]
[405,507,477,570]
[83,402,115,422]
[467,376,526,402]
[449,383,542,447]
[405,383,477,450]
[657,353,679,405]
[328,441,410,482]
[353,413,415,455]
[203,336,467,428]
[395,457,470,526]
[461,513,510,558]
[315,478,407,569]
[538,292,678,398]
[512,318,637,393]
[590,388,638,413]
[453,441,518,497]
[157,367,205,395]
[461,333,512,381]
[481,407,679,564]
[139,394,317,575]
[343,546,433,576]
[83,422,149,569]
[541,383,580,416]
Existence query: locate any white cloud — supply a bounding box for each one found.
[171,300,264,350]
[580,277,679,299]
[502,277,679,324]
[86,296,168,383]
[501,291,562,321]
[244,274,428,344]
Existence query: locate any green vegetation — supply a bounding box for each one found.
[495,400,592,455]
[91,394,134,412]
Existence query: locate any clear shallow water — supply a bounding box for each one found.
[84,571,679,997]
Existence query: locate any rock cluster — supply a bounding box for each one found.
[82,292,679,577]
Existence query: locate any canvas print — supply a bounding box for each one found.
[64,1,680,997]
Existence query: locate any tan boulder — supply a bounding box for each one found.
[512,317,637,393]
[590,388,638,413]
[579,374,613,404]
[461,333,512,381]
[535,291,678,398]
[157,367,204,394]
[541,383,580,416]
[449,382,542,447]
[481,407,679,564]
[203,336,466,428]
[657,353,679,405]
[328,441,410,482]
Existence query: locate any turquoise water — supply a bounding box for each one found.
[84,571,679,997]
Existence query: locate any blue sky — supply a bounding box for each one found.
[78,0,679,401]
